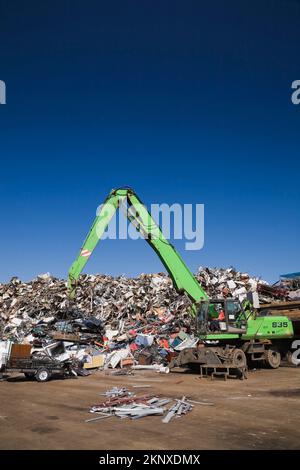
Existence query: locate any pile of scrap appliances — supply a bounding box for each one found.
[1,187,299,382]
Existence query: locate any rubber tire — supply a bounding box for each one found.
[285,351,292,365]
[231,349,247,369]
[24,372,35,379]
[264,349,281,369]
[35,368,51,382]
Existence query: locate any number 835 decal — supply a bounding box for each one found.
[272,321,288,328]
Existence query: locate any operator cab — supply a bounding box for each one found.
[197,299,247,335]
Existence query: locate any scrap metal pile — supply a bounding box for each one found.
[0,272,188,342]
[197,268,300,303]
[0,267,299,372]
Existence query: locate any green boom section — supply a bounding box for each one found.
[68,188,208,307]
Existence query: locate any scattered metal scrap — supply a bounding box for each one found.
[162,396,192,423]
[87,388,194,423]
[187,398,214,406]
[132,384,151,388]
[90,393,153,413]
[109,369,134,376]
[99,387,133,398]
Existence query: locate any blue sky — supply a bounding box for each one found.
[0,1,299,283]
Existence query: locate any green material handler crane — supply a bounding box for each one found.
[68,187,294,373]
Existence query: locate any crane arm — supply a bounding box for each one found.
[67,190,125,293]
[68,188,208,311]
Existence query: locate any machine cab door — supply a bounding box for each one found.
[197,299,247,335]
[224,299,247,333]
[197,301,210,335]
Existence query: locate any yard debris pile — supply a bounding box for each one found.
[1,267,299,374]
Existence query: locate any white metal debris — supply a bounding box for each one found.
[162,396,192,423]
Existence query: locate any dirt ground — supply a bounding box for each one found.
[0,366,299,450]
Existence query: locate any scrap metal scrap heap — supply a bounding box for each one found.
[1,267,299,373]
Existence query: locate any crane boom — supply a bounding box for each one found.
[67,187,296,375]
[68,187,208,310]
